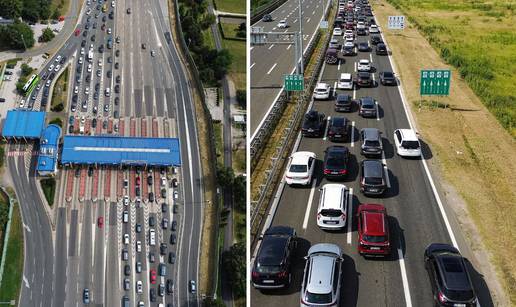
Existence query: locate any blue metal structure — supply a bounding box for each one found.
[37,124,61,176]
[61,135,181,166]
[1,110,46,139]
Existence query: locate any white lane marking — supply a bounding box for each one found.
[267,63,277,74]
[398,248,413,307]
[333,81,337,97]
[250,63,256,69]
[312,10,315,15]
[347,188,353,244]
[284,29,288,33]
[272,27,277,30]
[287,44,292,50]
[337,59,341,70]
[353,85,356,99]
[354,61,357,72]
[268,44,275,50]
[370,53,373,62]
[323,116,331,140]
[372,73,376,83]
[351,121,355,147]
[293,19,298,23]
[250,46,254,51]
[302,180,318,229]
[382,152,391,188]
[307,17,311,23]
[376,101,380,121]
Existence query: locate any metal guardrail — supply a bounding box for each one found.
[251,0,289,24]
[250,0,335,247]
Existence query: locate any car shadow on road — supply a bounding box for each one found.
[384,168,400,199]
[419,139,434,160]
[339,253,360,307]
[382,136,395,160]
[464,259,495,307]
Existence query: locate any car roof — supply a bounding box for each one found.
[359,59,369,64]
[397,129,418,141]
[382,71,394,76]
[358,71,370,78]
[306,255,335,294]
[362,160,383,177]
[340,73,352,79]
[361,206,387,236]
[264,225,295,236]
[436,254,472,291]
[337,94,351,101]
[316,83,329,89]
[330,117,348,126]
[320,184,347,210]
[362,128,380,140]
[257,235,289,266]
[291,151,315,164]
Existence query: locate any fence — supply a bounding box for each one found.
[251,0,289,24]
[250,0,335,247]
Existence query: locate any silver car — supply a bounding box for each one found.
[300,244,343,307]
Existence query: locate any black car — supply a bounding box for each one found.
[107,70,112,78]
[88,166,94,177]
[116,49,120,57]
[158,283,165,297]
[115,84,120,93]
[358,42,370,52]
[251,226,297,289]
[147,175,153,185]
[114,97,120,105]
[102,15,107,22]
[360,159,387,195]
[356,71,373,88]
[370,35,383,45]
[149,252,155,263]
[323,146,350,179]
[69,125,74,134]
[116,75,121,83]
[86,74,91,83]
[376,43,388,55]
[173,204,178,213]
[162,203,168,213]
[359,97,377,118]
[161,188,166,198]
[343,44,355,56]
[360,128,383,156]
[166,279,174,294]
[160,243,167,255]
[301,110,325,137]
[90,34,95,42]
[380,71,396,85]
[150,288,156,302]
[168,252,176,264]
[357,28,367,35]
[98,44,104,53]
[124,264,130,276]
[262,14,272,22]
[327,117,350,142]
[424,243,477,307]
[60,56,67,64]
[82,30,88,37]
[81,40,86,47]
[171,220,177,231]
[75,167,81,177]
[170,233,176,245]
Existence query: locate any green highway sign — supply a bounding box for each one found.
[284,74,304,91]
[420,69,451,96]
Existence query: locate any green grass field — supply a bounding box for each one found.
[387,0,516,136]
[50,67,69,112]
[215,0,246,14]
[0,203,23,303]
[40,178,56,207]
[213,121,224,166]
[221,27,245,90]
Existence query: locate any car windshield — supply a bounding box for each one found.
[305,291,332,304]
[364,140,380,147]
[326,156,344,168]
[401,141,420,149]
[362,103,375,109]
[255,264,281,274]
[316,88,327,92]
[363,235,386,243]
[383,72,393,78]
[320,209,342,217]
[445,289,475,302]
[365,177,383,185]
[290,164,307,173]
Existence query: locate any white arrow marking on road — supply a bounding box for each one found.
[23,223,31,232]
[23,275,30,288]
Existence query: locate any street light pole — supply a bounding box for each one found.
[297,0,304,74]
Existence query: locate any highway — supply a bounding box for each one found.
[251,3,493,307]
[250,0,329,135]
[6,0,205,306]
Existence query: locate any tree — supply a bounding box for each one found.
[0,0,22,19]
[200,13,215,30]
[236,89,246,109]
[21,0,40,22]
[212,49,232,79]
[0,200,9,231]
[51,8,61,20]
[203,297,225,307]
[216,166,234,188]
[233,175,246,212]
[0,21,35,49]
[20,63,33,76]
[222,242,245,298]
[40,27,54,42]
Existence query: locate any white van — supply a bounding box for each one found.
[123,210,129,223]
[316,184,349,230]
[149,229,156,246]
[337,73,353,90]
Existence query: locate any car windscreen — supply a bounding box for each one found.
[361,102,375,109]
[316,88,327,92]
[255,264,282,274]
[290,164,307,173]
[305,291,332,304]
[364,140,380,147]
[365,177,383,185]
[401,141,420,149]
[363,235,386,243]
[320,209,342,217]
[326,154,344,168]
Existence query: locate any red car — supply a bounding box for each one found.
[150,269,157,284]
[97,216,104,228]
[357,203,390,256]
[74,29,81,36]
[135,177,141,186]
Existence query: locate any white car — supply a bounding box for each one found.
[111,0,115,7]
[332,27,343,36]
[123,195,129,206]
[54,64,61,72]
[19,99,25,108]
[80,47,85,55]
[87,64,92,72]
[285,151,316,186]
[357,59,371,72]
[124,233,129,245]
[345,36,354,44]
[277,20,288,28]
[98,59,103,67]
[55,55,62,63]
[344,41,354,49]
[107,28,112,34]
[136,281,143,294]
[369,25,380,33]
[393,129,422,157]
[84,87,89,95]
[48,64,54,72]
[357,21,366,30]
[344,29,354,37]
[74,86,79,94]
[81,116,86,124]
[79,57,83,64]
[337,73,353,90]
[313,82,331,100]
[316,184,349,230]
[136,240,142,252]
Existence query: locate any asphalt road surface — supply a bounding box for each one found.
[250,0,329,135]
[251,7,494,307]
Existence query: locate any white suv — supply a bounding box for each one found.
[313,83,331,100]
[357,59,371,72]
[337,73,353,90]
[285,151,316,186]
[316,184,349,230]
[393,129,421,157]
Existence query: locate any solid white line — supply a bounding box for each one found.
[347,188,353,244]
[302,180,318,229]
[268,44,275,50]
[354,61,357,72]
[353,85,356,99]
[337,59,341,70]
[250,63,256,69]
[376,101,380,121]
[323,116,331,140]
[370,53,373,62]
[351,121,355,147]
[307,17,311,23]
[286,44,292,50]
[398,248,413,307]
[372,73,376,83]
[267,63,277,74]
[382,152,391,188]
[333,81,337,97]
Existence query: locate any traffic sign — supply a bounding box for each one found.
[284,74,304,91]
[420,69,451,96]
[388,16,405,30]
[320,20,328,29]
[251,27,266,45]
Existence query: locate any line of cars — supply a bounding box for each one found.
[252,0,479,306]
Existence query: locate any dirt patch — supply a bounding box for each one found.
[372,1,515,305]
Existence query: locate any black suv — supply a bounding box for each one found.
[301,110,326,137]
[360,128,383,156]
[380,71,397,86]
[327,117,350,142]
[335,94,353,112]
[376,43,388,55]
[252,226,297,289]
[424,243,477,307]
[356,72,373,88]
[323,146,350,179]
[262,14,272,22]
[360,159,387,195]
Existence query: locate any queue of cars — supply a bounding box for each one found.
[253,0,478,306]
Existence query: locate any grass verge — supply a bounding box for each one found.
[213,122,224,166]
[232,147,245,174]
[372,1,515,305]
[221,34,245,90]
[0,203,23,303]
[50,67,69,112]
[40,178,56,207]
[215,0,246,14]
[220,22,245,40]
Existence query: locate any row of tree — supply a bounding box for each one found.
[216,166,245,212]
[0,20,35,50]
[0,0,59,23]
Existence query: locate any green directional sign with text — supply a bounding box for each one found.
[284,74,304,91]
[420,69,451,96]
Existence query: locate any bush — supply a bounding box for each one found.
[236,89,246,109]
[51,103,64,112]
[40,178,56,206]
[49,117,63,127]
[39,27,55,42]
[20,63,33,77]
[221,242,245,298]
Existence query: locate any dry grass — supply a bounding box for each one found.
[372,2,516,305]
